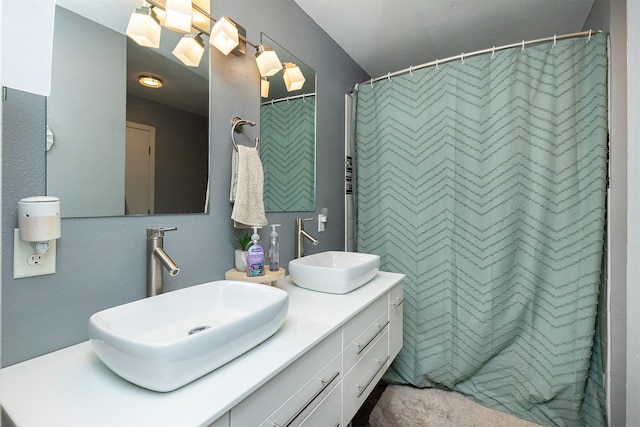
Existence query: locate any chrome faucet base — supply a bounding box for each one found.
[295,218,319,259]
[147,227,180,297]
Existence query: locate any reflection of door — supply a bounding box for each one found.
[125,122,155,214]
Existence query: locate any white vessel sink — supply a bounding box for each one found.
[88,280,288,392]
[288,251,380,294]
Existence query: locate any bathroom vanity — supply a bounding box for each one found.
[0,272,404,427]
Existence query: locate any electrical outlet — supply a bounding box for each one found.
[13,229,57,279]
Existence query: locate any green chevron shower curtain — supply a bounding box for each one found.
[354,33,608,426]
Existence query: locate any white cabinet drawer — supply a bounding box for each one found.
[231,329,341,427]
[343,294,387,349]
[261,352,341,427]
[343,310,388,374]
[389,282,404,361]
[299,380,342,427]
[207,412,229,427]
[342,330,389,425]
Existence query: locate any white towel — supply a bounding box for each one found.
[230,145,268,228]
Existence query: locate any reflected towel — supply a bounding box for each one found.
[230,145,268,228]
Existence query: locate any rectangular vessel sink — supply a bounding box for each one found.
[88,280,288,392]
[288,251,380,294]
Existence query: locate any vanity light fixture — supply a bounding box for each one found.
[283,63,306,92]
[173,33,205,67]
[256,45,283,77]
[164,0,193,33]
[125,6,161,48]
[209,16,240,55]
[261,78,270,98]
[139,76,163,88]
[127,1,276,85]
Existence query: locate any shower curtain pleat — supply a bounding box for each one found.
[354,33,607,426]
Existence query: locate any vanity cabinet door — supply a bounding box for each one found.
[389,282,404,361]
[298,380,342,427]
[343,310,388,374]
[230,329,341,427]
[261,352,341,427]
[342,294,388,373]
[342,330,389,425]
[207,412,229,427]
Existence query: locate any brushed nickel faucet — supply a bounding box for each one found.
[295,218,319,259]
[147,227,180,297]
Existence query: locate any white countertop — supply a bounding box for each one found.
[0,272,404,427]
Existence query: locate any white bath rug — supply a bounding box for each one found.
[369,385,543,427]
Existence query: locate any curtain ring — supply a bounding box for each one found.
[461,53,465,65]
[370,78,374,88]
[521,40,525,53]
[491,46,496,59]
[587,29,592,43]
[435,58,439,69]
[409,65,413,76]
[553,34,557,47]
[302,93,306,102]
[387,72,391,82]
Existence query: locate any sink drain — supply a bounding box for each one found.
[188,326,211,335]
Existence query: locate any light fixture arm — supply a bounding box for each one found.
[190,2,259,49]
[144,0,258,50]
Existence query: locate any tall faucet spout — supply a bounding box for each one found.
[154,247,180,276]
[300,229,319,246]
[147,227,179,297]
[295,218,319,259]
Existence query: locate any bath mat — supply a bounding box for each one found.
[369,385,543,427]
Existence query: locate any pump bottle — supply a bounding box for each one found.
[246,226,265,277]
[268,224,281,271]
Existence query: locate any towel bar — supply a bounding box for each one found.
[231,116,260,151]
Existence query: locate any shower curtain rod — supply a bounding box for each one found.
[261,92,316,106]
[355,29,603,90]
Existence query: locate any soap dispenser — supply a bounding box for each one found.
[268,224,281,272]
[246,226,265,277]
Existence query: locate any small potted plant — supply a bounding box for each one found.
[234,231,252,272]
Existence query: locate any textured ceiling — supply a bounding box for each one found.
[293,0,596,78]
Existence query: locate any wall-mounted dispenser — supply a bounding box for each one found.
[14,196,61,278]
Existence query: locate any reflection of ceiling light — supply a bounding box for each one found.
[138,76,163,88]
[125,6,161,48]
[164,0,193,33]
[255,45,283,77]
[283,63,305,91]
[173,33,205,67]
[261,78,270,98]
[209,16,239,55]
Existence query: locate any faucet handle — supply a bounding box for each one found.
[147,227,178,238]
[297,217,315,224]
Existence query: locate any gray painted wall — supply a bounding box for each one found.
[583,1,627,425]
[625,1,640,425]
[1,0,368,366]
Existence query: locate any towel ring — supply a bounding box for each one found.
[231,116,259,152]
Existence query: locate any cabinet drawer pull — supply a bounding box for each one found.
[356,356,390,398]
[273,371,340,427]
[356,321,389,355]
[392,297,405,308]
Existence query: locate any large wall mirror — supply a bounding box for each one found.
[260,34,316,212]
[46,2,209,217]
